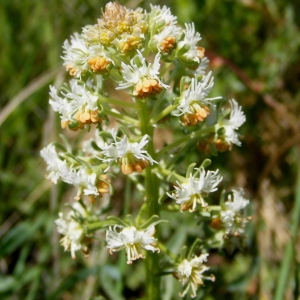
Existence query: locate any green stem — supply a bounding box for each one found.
[159,62,172,77]
[157,241,177,261]
[150,64,178,120]
[274,152,300,300]
[156,126,216,159]
[158,167,186,182]
[150,104,178,124]
[98,94,137,109]
[137,98,161,300]
[136,202,148,226]
[116,177,132,294]
[104,108,139,125]
[86,220,115,232]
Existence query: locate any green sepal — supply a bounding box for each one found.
[64,152,90,168]
[59,134,72,153]
[106,216,130,227]
[52,142,66,152]
[220,108,231,118]
[217,127,226,136]
[187,238,202,260]
[99,130,114,140]
[68,120,80,130]
[186,163,197,178]
[106,62,113,71]
[200,159,212,169]
[133,53,143,67]
[180,245,187,261]
[166,172,186,184]
[176,44,190,56]
[91,141,101,152]
[138,215,168,230]
[97,105,105,118]
[155,19,166,30]
[179,76,188,94]
[119,125,132,139]
[219,189,227,207]
[87,220,119,232]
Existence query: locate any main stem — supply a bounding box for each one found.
[137,98,161,300]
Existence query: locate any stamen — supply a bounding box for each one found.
[88,57,111,73]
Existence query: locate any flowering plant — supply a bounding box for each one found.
[41,2,250,298]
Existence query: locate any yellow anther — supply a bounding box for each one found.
[181,106,210,126]
[159,36,176,53]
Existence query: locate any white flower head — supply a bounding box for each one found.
[149,5,182,53]
[220,188,250,236]
[49,80,101,129]
[62,33,90,77]
[195,57,209,76]
[152,24,182,53]
[173,72,222,126]
[55,202,88,259]
[100,134,157,175]
[60,165,102,200]
[106,224,159,264]
[177,23,204,64]
[174,254,215,298]
[149,5,178,30]
[117,50,169,98]
[40,143,68,184]
[167,167,222,212]
[218,99,246,149]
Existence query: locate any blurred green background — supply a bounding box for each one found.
[1,0,300,299]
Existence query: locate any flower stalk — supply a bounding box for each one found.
[41,2,250,298]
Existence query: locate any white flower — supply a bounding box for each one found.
[152,24,182,53]
[106,224,159,264]
[177,23,203,64]
[219,99,246,147]
[100,134,157,175]
[117,50,169,98]
[60,166,100,199]
[220,189,249,236]
[149,5,181,53]
[168,167,222,212]
[175,254,214,298]
[49,80,100,129]
[149,5,178,29]
[40,143,68,184]
[173,72,221,126]
[41,144,101,199]
[55,202,88,259]
[62,33,90,77]
[195,57,209,76]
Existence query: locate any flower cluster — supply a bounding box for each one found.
[220,189,250,236]
[40,143,109,201]
[106,223,159,264]
[174,254,215,298]
[55,202,89,259]
[173,72,222,126]
[167,167,222,212]
[41,2,251,299]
